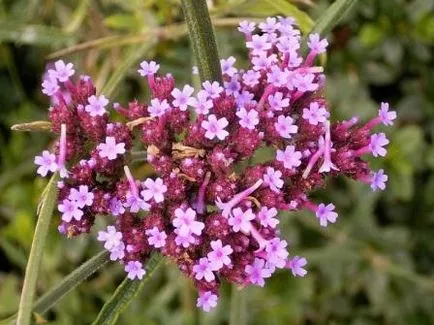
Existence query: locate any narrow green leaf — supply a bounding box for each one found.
[65,0,90,33]
[16,173,59,325]
[92,254,163,325]
[229,286,247,325]
[264,0,314,34]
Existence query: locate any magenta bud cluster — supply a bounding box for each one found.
[34,16,396,312]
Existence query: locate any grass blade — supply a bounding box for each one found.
[92,254,163,325]
[16,173,59,325]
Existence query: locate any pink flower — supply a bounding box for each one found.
[369,133,389,157]
[316,203,338,227]
[193,257,215,282]
[201,114,229,140]
[287,256,308,277]
[371,169,388,191]
[238,21,256,34]
[138,60,159,76]
[190,90,213,115]
[245,258,272,286]
[263,167,283,193]
[97,137,126,160]
[256,206,279,228]
[302,102,328,125]
[171,85,195,111]
[34,150,58,177]
[307,34,328,54]
[202,81,223,99]
[173,207,205,237]
[292,73,318,92]
[246,34,272,55]
[268,92,290,111]
[85,95,108,117]
[146,226,167,248]
[97,225,123,251]
[148,98,170,117]
[236,107,259,130]
[68,185,94,208]
[221,56,237,77]
[274,115,298,139]
[51,60,75,82]
[42,77,59,96]
[276,145,302,169]
[174,231,196,248]
[265,238,288,270]
[259,17,280,33]
[207,239,233,271]
[379,102,397,126]
[197,291,218,312]
[124,191,150,213]
[58,199,83,222]
[242,70,261,87]
[109,242,125,261]
[125,261,146,280]
[228,208,255,233]
[141,177,167,203]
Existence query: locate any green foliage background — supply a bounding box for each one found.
[0,0,433,324]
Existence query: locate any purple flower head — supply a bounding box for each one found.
[379,102,397,126]
[109,242,125,261]
[235,90,256,107]
[207,239,233,271]
[238,21,256,35]
[245,258,272,287]
[224,77,241,96]
[141,177,167,203]
[256,206,279,228]
[221,56,237,77]
[146,226,167,248]
[369,133,389,157]
[97,225,123,251]
[148,98,170,117]
[228,208,255,233]
[85,95,108,117]
[293,73,318,92]
[42,77,59,96]
[109,197,125,216]
[276,145,302,170]
[125,261,146,280]
[275,115,298,139]
[263,167,284,193]
[138,60,160,76]
[371,169,388,191]
[202,81,223,99]
[52,60,75,82]
[246,34,272,55]
[267,66,288,87]
[236,107,259,130]
[316,203,338,227]
[302,102,328,125]
[265,238,289,270]
[287,256,307,277]
[190,90,213,115]
[197,291,218,312]
[202,114,229,140]
[259,17,280,34]
[68,185,94,208]
[242,70,261,87]
[193,257,215,282]
[97,136,126,160]
[124,191,150,213]
[34,150,58,177]
[268,92,290,111]
[307,34,329,54]
[171,85,195,111]
[58,199,83,222]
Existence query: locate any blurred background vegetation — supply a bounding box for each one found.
[0,0,433,324]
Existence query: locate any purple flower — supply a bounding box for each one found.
[236,107,259,130]
[224,77,241,95]
[267,66,288,87]
[146,226,167,248]
[201,114,229,140]
[292,73,318,92]
[52,60,75,82]
[34,150,58,177]
[138,60,159,76]
[141,177,167,203]
[110,197,125,216]
[235,90,255,107]
[369,133,389,157]
[307,34,328,54]
[193,257,215,282]
[287,256,308,277]
[259,17,279,33]
[371,169,388,191]
[245,258,272,286]
[268,92,290,111]
[228,208,255,233]
[148,98,170,117]
[174,231,196,248]
[276,145,302,169]
[97,136,126,160]
[197,291,218,312]
[277,36,300,53]
[190,90,213,115]
[42,77,59,96]
[124,192,150,213]
[263,167,283,193]
[85,95,108,117]
[202,81,223,99]
[173,207,205,237]
[242,70,261,87]
[274,115,298,139]
[171,85,195,111]
[207,239,233,271]
[246,34,272,55]
[256,206,279,228]
[68,185,94,208]
[125,261,146,280]
[316,203,338,227]
[265,238,289,270]
[221,56,237,77]
[58,199,83,222]
[97,225,123,251]
[238,21,256,34]
[302,102,328,125]
[109,242,125,261]
[379,102,397,126]
[252,52,278,71]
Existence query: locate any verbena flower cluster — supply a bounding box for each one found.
[35,17,396,312]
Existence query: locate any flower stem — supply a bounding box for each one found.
[16,173,59,325]
[229,286,247,325]
[181,0,222,83]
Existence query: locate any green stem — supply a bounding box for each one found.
[229,286,247,325]
[16,173,59,325]
[181,0,222,83]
